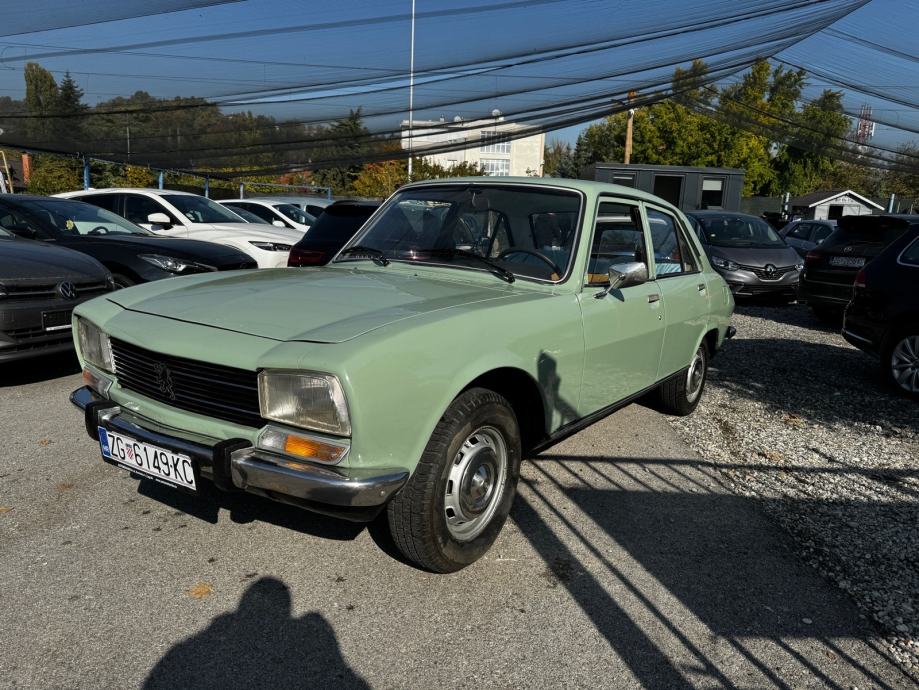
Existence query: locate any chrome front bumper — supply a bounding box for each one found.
[70,386,408,521]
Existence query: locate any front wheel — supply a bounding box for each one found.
[657,343,708,416]
[387,388,521,572]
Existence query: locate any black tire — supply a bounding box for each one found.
[387,387,522,573]
[882,330,919,401]
[111,274,135,290]
[657,342,708,416]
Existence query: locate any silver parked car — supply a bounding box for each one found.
[779,219,837,257]
[687,210,803,300]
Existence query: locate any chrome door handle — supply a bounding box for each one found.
[647,293,661,303]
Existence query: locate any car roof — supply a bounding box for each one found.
[63,188,199,197]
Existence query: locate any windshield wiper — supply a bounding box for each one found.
[428,248,515,283]
[337,245,390,266]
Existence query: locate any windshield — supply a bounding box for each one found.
[337,184,582,281]
[15,199,151,236]
[162,194,245,224]
[695,214,786,248]
[275,203,316,226]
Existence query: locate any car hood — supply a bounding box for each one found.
[0,236,109,281]
[186,222,303,243]
[107,267,517,343]
[706,245,800,267]
[59,235,252,265]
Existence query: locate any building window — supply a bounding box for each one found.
[480,133,510,154]
[701,178,724,209]
[480,159,510,176]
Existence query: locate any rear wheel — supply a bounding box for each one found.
[387,388,521,572]
[657,343,708,416]
[884,331,919,400]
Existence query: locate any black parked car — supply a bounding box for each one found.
[686,210,802,300]
[287,200,380,266]
[843,215,919,399]
[0,195,256,288]
[800,214,911,319]
[1,227,113,362]
[779,219,836,258]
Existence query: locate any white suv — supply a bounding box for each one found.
[57,189,302,268]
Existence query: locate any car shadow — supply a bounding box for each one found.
[136,478,365,542]
[510,452,916,688]
[0,351,81,387]
[143,577,368,689]
[734,302,842,333]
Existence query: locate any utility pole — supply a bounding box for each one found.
[406,0,416,181]
[624,109,634,165]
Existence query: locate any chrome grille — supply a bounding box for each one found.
[1,279,109,301]
[110,338,263,428]
[738,264,797,281]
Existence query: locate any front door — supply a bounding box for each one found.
[577,198,666,415]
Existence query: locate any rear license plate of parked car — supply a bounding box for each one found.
[98,427,197,491]
[42,310,72,331]
[828,256,866,268]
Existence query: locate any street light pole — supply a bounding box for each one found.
[407,0,416,181]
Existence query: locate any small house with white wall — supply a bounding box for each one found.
[788,189,882,220]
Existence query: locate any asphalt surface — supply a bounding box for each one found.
[0,354,914,689]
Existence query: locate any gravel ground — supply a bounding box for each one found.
[670,302,919,675]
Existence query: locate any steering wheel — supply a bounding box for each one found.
[496,248,563,275]
[87,226,110,235]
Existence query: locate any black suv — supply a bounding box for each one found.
[843,215,919,399]
[287,200,380,266]
[799,214,910,319]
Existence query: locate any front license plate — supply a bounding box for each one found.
[98,427,196,491]
[42,310,72,331]
[828,256,866,268]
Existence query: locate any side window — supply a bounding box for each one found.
[787,222,812,240]
[812,224,833,244]
[586,201,647,286]
[239,203,277,224]
[0,205,49,238]
[646,207,698,276]
[123,195,176,225]
[79,194,119,214]
[900,237,919,266]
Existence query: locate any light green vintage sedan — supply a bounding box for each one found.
[71,178,734,571]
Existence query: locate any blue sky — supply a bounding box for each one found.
[0,0,915,154]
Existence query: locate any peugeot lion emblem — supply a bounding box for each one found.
[57,282,77,300]
[153,362,176,400]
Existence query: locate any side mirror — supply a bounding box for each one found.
[608,262,648,290]
[272,219,287,228]
[147,212,172,228]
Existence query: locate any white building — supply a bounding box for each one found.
[789,189,883,220]
[400,117,545,177]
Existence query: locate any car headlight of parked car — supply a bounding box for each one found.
[257,370,351,436]
[710,255,739,271]
[76,317,115,373]
[138,254,210,274]
[249,241,292,252]
[795,262,804,271]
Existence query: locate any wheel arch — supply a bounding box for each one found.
[461,367,549,455]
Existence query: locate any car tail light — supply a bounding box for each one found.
[287,248,326,267]
[805,250,821,264]
[853,268,867,289]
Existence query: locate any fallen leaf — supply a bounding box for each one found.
[37,439,53,446]
[760,451,784,463]
[56,483,75,492]
[0,506,12,514]
[782,414,805,428]
[186,582,213,599]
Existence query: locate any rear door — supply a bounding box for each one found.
[644,204,710,379]
[577,198,666,413]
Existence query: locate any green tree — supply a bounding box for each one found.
[543,139,573,177]
[312,110,375,194]
[23,63,58,144]
[27,154,81,195]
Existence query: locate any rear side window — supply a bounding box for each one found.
[646,207,698,276]
[901,237,919,266]
[124,195,177,225]
[786,222,811,240]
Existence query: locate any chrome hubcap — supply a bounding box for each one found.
[444,426,508,541]
[891,335,919,393]
[686,347,706,403]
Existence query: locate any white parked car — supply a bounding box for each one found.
[56,189,302,268]
[220,198,316,233]
[248,195,334,219]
